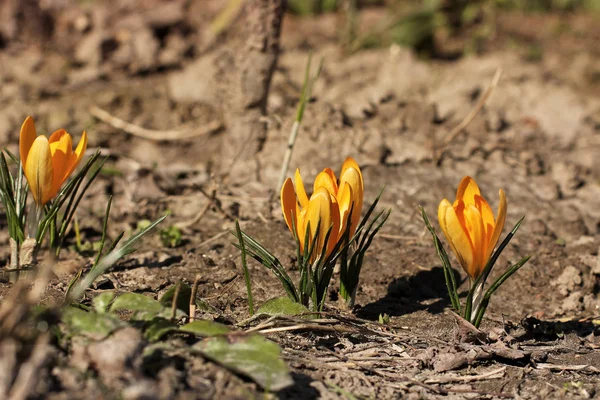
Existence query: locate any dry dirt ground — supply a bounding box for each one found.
[0,1,599,399]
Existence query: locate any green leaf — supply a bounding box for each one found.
[92,292,115,313]
[257,296,311,316]
[180,320,231,337]
[62,307,126,339]
[160,225,183,248]
[144,318,178,342]
[196,298,221,314]
[160,283,192,315]
[194,334,293,391]
[110,293,164,314]
[420,206,461,313]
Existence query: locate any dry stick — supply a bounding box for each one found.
[197,221,250,249]
[175,184,218,230]
[434,68,503,164]
[170,282,181,321]
[189,274,201,322]
[207,0,244,37]
[424,366,506,384]
[536,363,600,373]
[258,323,354,335]
[89,106,223,141]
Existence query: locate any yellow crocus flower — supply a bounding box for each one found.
[281,180,340,260]
[280,157,364,261]
[438,176,507,280]
[19,116,88,206]
[310,158,364,236]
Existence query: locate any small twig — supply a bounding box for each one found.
[378,233,419,241]
[90,106,222,141]
[424,366,506,384]
[170,282,181,321]
[258,323,353,335]
[197,230,230,249]
[175,184,218,230]
[434,68,502,163]
[536,363,600,373]
[207,0,244,37]
[189,274,201,322]
[203,275,239,301]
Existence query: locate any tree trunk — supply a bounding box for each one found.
[218,0,285,183]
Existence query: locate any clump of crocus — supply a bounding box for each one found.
[0,116,103,275]
[421,176,531,328]
[280,158,364,262]
[0,116,164,288]
[235,157,389,312]
[20,116,88,206]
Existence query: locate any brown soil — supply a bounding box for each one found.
[0,1,599,399]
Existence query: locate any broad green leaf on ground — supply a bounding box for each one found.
[110,292,184,321]
[179,320,231,337]
[110,293,164,314]
[257,296,311,316]
[193,334,293,391]
[144,318,179,342]
[196,298,220,314]
[62,307,127,340]
[92,292,115,313]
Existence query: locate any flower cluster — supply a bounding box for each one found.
[0,116,96,274]
[280,158,363,261]
[236,157,388,312]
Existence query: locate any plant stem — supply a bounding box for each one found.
[236,221,254,315]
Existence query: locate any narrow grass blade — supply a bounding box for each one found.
[472,254,532,327]
[466,216,525,321]
[236,220,254,315]
[93,196,113,266]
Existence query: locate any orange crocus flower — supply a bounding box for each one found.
[438,176,507,280]
[19,116,87,206]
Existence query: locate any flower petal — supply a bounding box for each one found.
[340,157,363,186]
[438,199,461,264]
[442,201,475,277]
[456,176,481,206]
[487,188,507,259]
[64,130,88,180]
[337,183,353,236]
[328,193,341,255]
[474,194,494,259]
[464,204,485,278]
[25,136,54,206]
[73,130,88,165]
[297,208,307,252]
[19,116,37,166]
[294,168,309,208]
[339,163,363,237]
[305,187,333,260]
[280,178,298,235]
[48,131,74,199]
[313,168,338,196]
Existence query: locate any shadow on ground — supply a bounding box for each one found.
[357,266,462,320]
[278,372,320,399]
[515,316,599,342]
